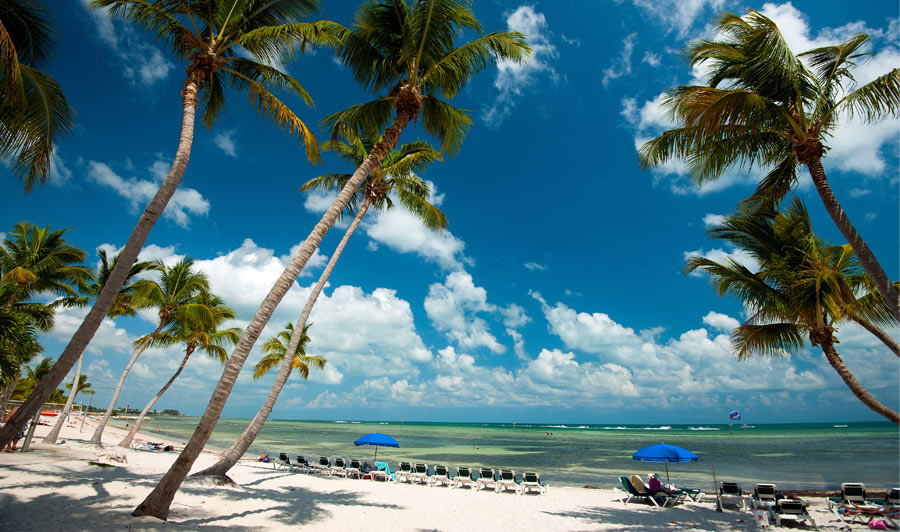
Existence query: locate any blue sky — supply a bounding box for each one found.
[2,0,898,424]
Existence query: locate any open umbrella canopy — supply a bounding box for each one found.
[632,443,698,463]
[354,433,399,448]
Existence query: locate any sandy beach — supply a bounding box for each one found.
[0,415,872,531]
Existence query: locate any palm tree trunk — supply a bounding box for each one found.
[0,77,200,449]
[851,318,900,357]
[119,345,195,448]
[821,342,899,425]
[0,382,15,415]
[194,199,372,479]
[133,110,414,520]
[43,353,83,444]
[806,158,900,321]
[90,323,163,445]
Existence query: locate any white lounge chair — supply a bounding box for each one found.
[428,464,451,487]
[331,457,348,477]
[774,498,816,529]
[314,456,331,475]
[751,483,777,510]
[395,461,413,483]
[409,463,429,484]
[345,459,363,479]
[519,472,548,495]
[453,466,476,489]
[496,469,518,494]
[476,468,497,491]
[718,482,745,510]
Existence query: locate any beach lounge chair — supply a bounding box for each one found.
[294,456,314,473]
[428,464,452,487]
[718,482,745,510]
[345,459,363,479]
[331,457,348,477]
[774,498,816,529]
[476,468,497,492]
[885,488,900,506]
[453,466,476,489]
[314,456,331,475]
[828,482,867,510]
[751,483,778,510]
[615,476,656,506]
[630,474,676,507]
[410,463,429,484]
[371,461,392,481]
[518,472,548,495]
[496,469,518,494]
[395,462,413,483]
[275,452,299,471]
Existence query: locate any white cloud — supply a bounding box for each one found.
[702,311,740,332]
[365,208,468,270]
[424,271,505,354]
[849,188,871,198]
[602,33,637,87]
[683,247,759,277]
[214,131,237,157]
[631,0,727,39]
[87,161,210,228]
[524,261,546,271]
[642,51,661,67]
[703,213,726,227]
[48,146,72,186]
[44,306,134,357]
[484,6,559,128]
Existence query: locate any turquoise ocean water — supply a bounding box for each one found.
[121,418,899,490]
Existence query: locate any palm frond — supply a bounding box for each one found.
[421,94,470,156]
[731,322,805,360]
[321,96,394,141]
[839,68,900,122]
[422,31,529,99]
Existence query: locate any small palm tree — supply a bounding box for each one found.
[66,375,93,400]
[139,3,528,514]
[119,294,241,447]
[0,0,76,192]
[0,0,334,453]
[686,198,899,424]
[640,10,900,320]
[90,258,213,445]
[12,357,58,400]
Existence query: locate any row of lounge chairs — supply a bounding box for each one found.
[827,483,899,528]
[271,454,548,495]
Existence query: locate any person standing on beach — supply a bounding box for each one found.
[2,407,26,452]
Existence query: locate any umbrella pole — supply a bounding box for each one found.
[712,464,722,512]
[664,462,670,488]
[374,446,377,463]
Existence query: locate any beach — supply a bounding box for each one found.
[0,415,878,531]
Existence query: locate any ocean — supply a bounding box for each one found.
[121,418,900,491]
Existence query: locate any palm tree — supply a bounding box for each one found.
[685,198,899,424]
[89,258,212,445]
[133,3,527,518]
[0,0,76,192]
[66,374,92,399]
[119,294,240,447]
[0,281,48,389]
[0,0,331,450]
[639,10,900,320]
[193,322,324,478]
[12,357,57,399]
[44,249,159,444]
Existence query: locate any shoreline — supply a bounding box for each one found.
[0,413,873,531]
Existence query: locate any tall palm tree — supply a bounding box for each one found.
[119,294,240,448]
[194,134,443,479]
[133,3,527,518]
[44,249,159,444]
[0,281,48,388]
[194,322,324,477]
[685,198,899,424]
[90,258,212,445]
[0,0,331,450]
[0,0,76,192]
[639,10,900,320]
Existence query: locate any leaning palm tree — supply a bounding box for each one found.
[0,0,76,192]
[119,294,240,448]
[193,134,444,479]
[0,0,331,449]
[89,258,213,445]
[639,10,900,320]
[44,249,158,444]
[134,1,528,518]
[686,198,899,424]
[66,374,92,400]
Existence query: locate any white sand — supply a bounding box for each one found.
[0,415,856,531]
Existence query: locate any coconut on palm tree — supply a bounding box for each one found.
[89,258,213,445]
[119,294,240,448]
[0,0,76,193]
[0,0,332,449]
[685,198,899,424]
[133,1,527,518]
[639,10,900,320]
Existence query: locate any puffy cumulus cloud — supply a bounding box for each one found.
[484,5,559,128]
[500,303,530,329]
[703,213,726,227]
[80,1,173,86]
[683,247,759,277]
[425,271,505,354]
[365,208,468,270]
[44,305,133,356]
[214,131,237,157]
[46,146,72,187]
[602,33,637,88]
[702,311,740,332]
[87,161,210,228]
[631,0,727,38]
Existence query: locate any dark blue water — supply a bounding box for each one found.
[128,418,900,490]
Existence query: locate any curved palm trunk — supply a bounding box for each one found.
[807,158,900,321]
[851,318,900,357]
[43,353,83,444]
[133,110,413,520]
[194,200,372,479]
[90,326,161,445]
[821,342,899,425]
[0,78,200,449]
[119,345,196,448]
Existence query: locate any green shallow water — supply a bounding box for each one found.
[119,418,900,490]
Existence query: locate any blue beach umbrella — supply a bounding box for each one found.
[353,432,399,462]
[632,443,699,486]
